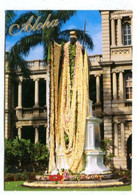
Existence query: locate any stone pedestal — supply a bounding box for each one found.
[57,146,69,169]
[84,149,109,174]
[51,144,69,174]
[83,101,110,174]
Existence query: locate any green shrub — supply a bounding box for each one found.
[100,138,114,167]
[5,139,19,173]
[5,137,49,173]
[4,173,14,181]
[30,143,49,172]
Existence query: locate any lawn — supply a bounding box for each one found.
[4,181,131,191]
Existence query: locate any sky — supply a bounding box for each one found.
[6,10,102,61]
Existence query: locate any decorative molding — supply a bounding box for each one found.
[113,60,132,65]
[113,119,119,124]
[119,120,126,124]
[33,125,39,128]
[111,10,132,15]
[117,16,123,20]
[111,48,130,55]
[95,74,101,77]
[30,75,46,80]
[18,77,23,82]
[110,17,117,20]
[111,11,132,20]
[112,70,119,73]
[119,70,124,73]
[16,125,22,129]
[33,78,39,81]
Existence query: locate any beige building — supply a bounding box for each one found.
[5,10,132,169]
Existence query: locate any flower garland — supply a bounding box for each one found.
[48,41,89,173]
[48,42,62,173]
[48,43,55,173]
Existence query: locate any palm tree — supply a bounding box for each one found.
[5,11,16,36]
[7,11,94,74]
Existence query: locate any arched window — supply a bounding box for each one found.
[123,23,131,45]
[125,74,132,100]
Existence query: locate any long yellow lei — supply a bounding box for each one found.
[49,41,89,173]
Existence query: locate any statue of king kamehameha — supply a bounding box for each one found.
[48,31,90,174]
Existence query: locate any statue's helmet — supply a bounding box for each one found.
[70,31,77,39]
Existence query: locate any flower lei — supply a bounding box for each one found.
[49,41,90,173]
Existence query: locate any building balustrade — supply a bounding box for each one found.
[27,60,47,71]
[26,56,103,70]
[22,108,33,115]
[6,54,102,73]
[16,106,47,119]
[88,55,102,66]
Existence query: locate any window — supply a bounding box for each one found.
[123,23,131,45]
[125,74,132,100]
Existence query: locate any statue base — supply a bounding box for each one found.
[83,115,110,174]
[83,148,109,174]
[51,144,69,174]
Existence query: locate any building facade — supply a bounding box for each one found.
[5,10,132,169]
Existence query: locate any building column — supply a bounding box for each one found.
[118,17,123,46]
[112,72,117,100]
[119,71,124,100]
[17,79,22,108]
[114,123,119,157]
[130,16,133,43]
[34,126,39,144]
[121,122,125,156]
[18,126,22,139]
[44,78,47,107]
[34,78,39,107]
[12,83,14,108]
[95,74,101,104]
[111,18,116,46]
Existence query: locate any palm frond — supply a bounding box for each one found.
[8,33,43,77]
[59,29,94,50]
[55,11,76,27]
[8,52,31,77]
[5,11,16,36]
[43,42,48,61]
[6,11,16,23]
[38,10,54,22]
[10,33,42,57]
[14,11,38,26]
